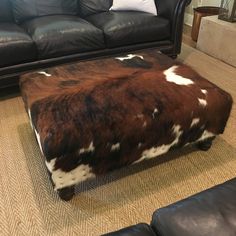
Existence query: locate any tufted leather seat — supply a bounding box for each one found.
[22,15,105,59]
[0,23,36,67]
[86,11,170,48]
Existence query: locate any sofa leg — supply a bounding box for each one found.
[197,137,215,151]
[57,186,75,201]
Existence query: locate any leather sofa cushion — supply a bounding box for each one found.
[78,0,112,17]
[22,15,105,59]
[151,178,236,236]
[0,23,37,67]
[0,0,13,22]
[11,0,78,23]
[103,223,156,236]
[86,12,170,48]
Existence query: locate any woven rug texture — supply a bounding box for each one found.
[0,44,235,236]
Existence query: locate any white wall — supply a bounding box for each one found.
[201,0,221,6]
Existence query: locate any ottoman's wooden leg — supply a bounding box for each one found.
[197,137,215,151]
[57,186,75,201]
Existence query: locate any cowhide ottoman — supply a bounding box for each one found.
[20,50,233,201]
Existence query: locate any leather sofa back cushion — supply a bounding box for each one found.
[0,0,13,22]
[78,0,113,17]
[11,0,78,23]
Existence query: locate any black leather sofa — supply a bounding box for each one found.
[104,178,236,236]
[0,0,191,88]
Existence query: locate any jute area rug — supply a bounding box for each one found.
[0,44,235,236]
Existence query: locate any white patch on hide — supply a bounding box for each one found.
[152,108,159,119]
[143,121,147,127]
[198,98,207,107]
[47,159,96,190]
[201,89,208,95]
[164,66,194,86]
[45,159,56,173]
[115,54,144,61]
[133,125,183,164]
[28,108,44,155]
[138,143,142,148]
[28,109,34,129]
[190,118,200,128]
[79,142,95,154]
[111,143,120,152]
[197,130,215,142]
[34,128,44,155]
[38,71,52,77]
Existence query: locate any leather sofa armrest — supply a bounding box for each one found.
[155,0,192,55]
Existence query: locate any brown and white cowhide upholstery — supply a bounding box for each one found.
[20,50,233,191]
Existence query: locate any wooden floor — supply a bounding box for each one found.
[183,24,197,48]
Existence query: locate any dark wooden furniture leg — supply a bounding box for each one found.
[57,186,75,201]
[197,137,215,151]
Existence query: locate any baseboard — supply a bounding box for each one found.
[184,13,194,26]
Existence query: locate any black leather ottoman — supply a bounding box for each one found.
[151,178,236,236]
